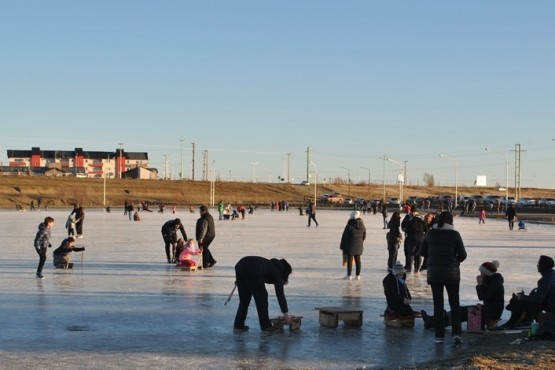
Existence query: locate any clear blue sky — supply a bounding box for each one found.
[1,1,554,190]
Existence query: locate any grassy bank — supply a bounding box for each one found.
[2,176,555,209]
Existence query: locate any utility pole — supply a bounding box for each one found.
[191,142,196,181]
[306,147,312,183]
[512,144,524,200]
[179,138,185,180]
[202,150,208,181]
[403,161,408,186]
[381,155,387,203]
[163,155,168,179]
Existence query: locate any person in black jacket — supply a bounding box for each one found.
[161,218,188,263]
[383,261,414,316]
[421,211,467,345]
[196,205,216,268]
[501,255,555,329]
[401,206,428,273]
[386,212,402,270]
[233,256,293,332]
[53,237,85,269]
[70,204,85,238]
[340,211,366,280]
[421,260,504,330]
[307,201,318,227]
[505,204,517,231]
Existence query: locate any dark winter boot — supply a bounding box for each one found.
[421,310,434,329]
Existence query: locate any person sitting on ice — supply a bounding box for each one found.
[53,237,85,269]
[383,261,415,317]
[421,260,504,330]
[500,255,555,330]
[176,239,202,269]
[518,219,526,231]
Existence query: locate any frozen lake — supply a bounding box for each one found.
[0,207,552,369]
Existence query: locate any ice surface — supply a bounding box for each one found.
[0,208,552,369]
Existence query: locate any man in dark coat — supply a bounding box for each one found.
[233,256,293,332]
[340,211,366,280]
[505,204,517,230]
[196,205,216,268]
[501,255,555,329]
[70,204,85,238]
[161,218,188,263]
[307,201,318,227]
[401,206,428,272]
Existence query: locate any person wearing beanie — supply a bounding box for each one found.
[421,259,504,332]
[161,218,188,263]
[233,256,293,332]
[53,237,85,269]
[340,210,366,280]
[501,255,555,329]
[383,261,415,317]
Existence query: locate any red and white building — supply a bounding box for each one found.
[5,147,155,179]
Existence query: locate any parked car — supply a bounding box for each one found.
[539,198,555,208]
[501,197,516,206]
[388,197,400,206]
[516,197,536,208]
[484,195,502,206]
[300,180,310,186]
[344,198,354,206]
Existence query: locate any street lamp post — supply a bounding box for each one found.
[251,162,258,183]
[103,154,112,207]
[387,158,404,203]
[485,147,509,207]
[339,166,351,197]
[439,154,459,208]
[381,155,387,202]
[310,161,318,206]
[118,143,124,179]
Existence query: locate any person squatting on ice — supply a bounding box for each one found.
[196,205,217,269]
[161,218,188,263]
[340,210,366,280]
[233,256,293,332]
[421,260,504,331]
[34,216,54,279]
[421,211,467,345]
[383,261,415,317]
[53,237,85,269]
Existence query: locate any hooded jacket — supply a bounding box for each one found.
[421,225,467,285]
[521,269,555,312]
[340,218,366,256]
[34,222,51,250]
[476,272,505,321]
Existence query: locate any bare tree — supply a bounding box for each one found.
[423,173,435,187]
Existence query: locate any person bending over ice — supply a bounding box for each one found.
[53,237,85,269]
[233,256,293,332]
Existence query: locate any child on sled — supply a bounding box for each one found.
[176,239,202,269]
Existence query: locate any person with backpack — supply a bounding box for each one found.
[401,206,428,273]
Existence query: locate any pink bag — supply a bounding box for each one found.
[467,304,483,332]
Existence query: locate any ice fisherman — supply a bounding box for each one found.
[53,237,85,269]
[383,261,415,317]
[233,256,293,332]
[161,218,188,263]
[34,216,54,279]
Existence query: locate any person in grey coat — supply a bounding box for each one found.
[340,211,366,280]
[421,211,467,345]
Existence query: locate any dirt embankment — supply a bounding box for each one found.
[2,176,555,209]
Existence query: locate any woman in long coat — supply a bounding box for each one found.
[340,211,366,280]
